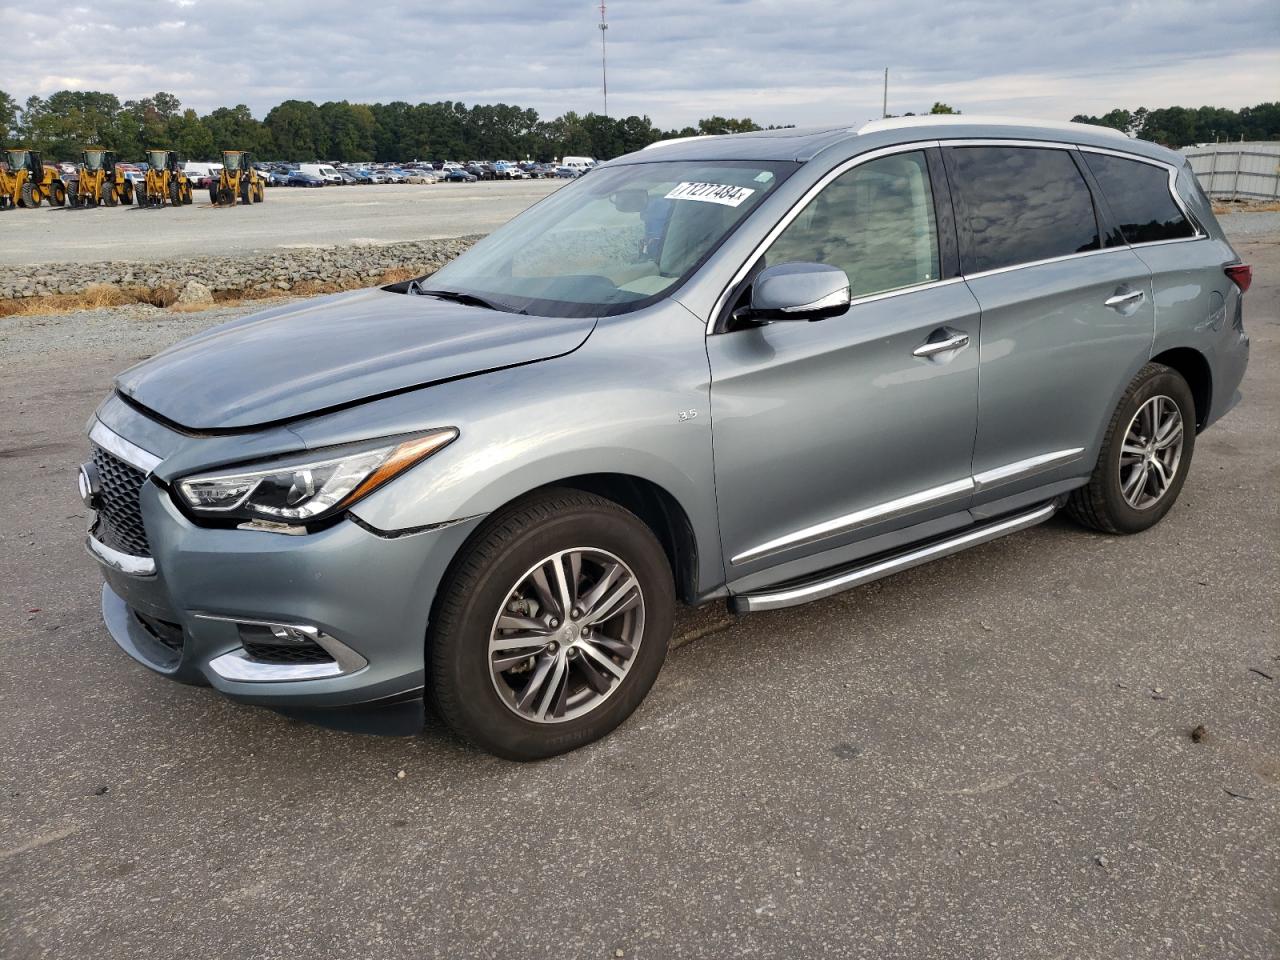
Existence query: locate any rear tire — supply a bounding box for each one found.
[168,178,181,206]
[429,489,675,761]
[20,182,39,208]
[1067,363,1196,535]
[50,182,66,206]
[67,182,80,208]
[240,179,252,205]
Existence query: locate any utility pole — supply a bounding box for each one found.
[599,2,609,118]
[882,67,888,118]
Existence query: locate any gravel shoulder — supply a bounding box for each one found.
[0,229,1276,960]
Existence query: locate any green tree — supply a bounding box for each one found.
[696,116,762,135]
[264,99,325,158]
[929,102,959,114]
[0,90,17,144]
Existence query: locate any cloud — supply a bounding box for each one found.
[9,0,1280,127]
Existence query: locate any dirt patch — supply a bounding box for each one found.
[0,267,424,318]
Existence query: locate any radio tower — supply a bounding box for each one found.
[598,1,609,117]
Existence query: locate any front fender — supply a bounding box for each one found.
[290,301,727,594]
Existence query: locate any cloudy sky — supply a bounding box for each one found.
[15,0,1280,126]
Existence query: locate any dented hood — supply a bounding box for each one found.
[115,288,597,430]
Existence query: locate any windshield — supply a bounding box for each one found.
[424,159,796,317]
[223,152,242,171]
[84,150,104,170]
[147,150,168,169]
[7,150,28,170]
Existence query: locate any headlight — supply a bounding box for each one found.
[176,428,457,523]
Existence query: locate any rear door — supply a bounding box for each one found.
[943,143,1156,507]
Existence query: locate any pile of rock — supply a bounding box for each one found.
[0,236,481,301]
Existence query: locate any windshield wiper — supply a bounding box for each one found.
[415,287,505,311]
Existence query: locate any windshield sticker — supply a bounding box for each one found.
[664,181,756,207]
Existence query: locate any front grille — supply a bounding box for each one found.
[92,445,152,557]
[242,641,336,665]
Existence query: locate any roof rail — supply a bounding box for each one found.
[642,134,716,151]
[856,115,1128,138]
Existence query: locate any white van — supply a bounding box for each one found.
[300,163,343,185]
[182,161,223,182]
[561,156,596,173]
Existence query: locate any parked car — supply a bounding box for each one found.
[405,170,437,184]
[553,165,579,178]
[286,171,324,187]
[466,162,494,181]
[365,169,390,184]
[442,167,477,183]
[267,169,292,187]
[382,168,408,183]
[348,169,374,184]
[80,117,1250,761]
[339,171,360,185]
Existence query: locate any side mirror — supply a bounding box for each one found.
[747,262,851,321]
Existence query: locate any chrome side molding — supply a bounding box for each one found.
[972,448,1084,492]
[732,448,1085,565]
[732,502,1056,613]
[730,478,974,565]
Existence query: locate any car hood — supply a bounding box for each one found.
[115,288,597,431]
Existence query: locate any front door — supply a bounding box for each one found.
[707,149,981,585]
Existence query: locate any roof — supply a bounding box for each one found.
[612,116,1178,167]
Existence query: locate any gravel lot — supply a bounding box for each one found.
[0,224,1276,959]
[0,180,563,266]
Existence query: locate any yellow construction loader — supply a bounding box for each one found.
[0,148,67,208]
[210,150,265,205]
[68,148,134,208]
[136,149,192,207]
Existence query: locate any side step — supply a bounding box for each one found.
[730,502,1057,613]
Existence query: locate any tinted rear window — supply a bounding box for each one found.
[947,146,1101,274]
[1082,152,1196,245]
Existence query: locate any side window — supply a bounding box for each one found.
[947,147,1100,274]
[1081,152,1197,245]
[764,151,940,300]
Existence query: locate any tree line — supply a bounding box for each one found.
[0,89,771,163]
[3,89,1274,164]
[1071,103,1280,147]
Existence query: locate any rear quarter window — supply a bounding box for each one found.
[946,146,1101,274]
[1081,152,1197,245]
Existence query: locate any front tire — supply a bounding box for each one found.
[1068,362,1196,534]
[429,489,675,760]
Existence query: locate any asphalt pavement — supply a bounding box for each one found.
[0,225,1276,959]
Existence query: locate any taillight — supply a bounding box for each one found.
[1224,263,1252,294]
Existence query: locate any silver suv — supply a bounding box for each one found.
[82,117,1251,759]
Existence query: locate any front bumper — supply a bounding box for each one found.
[92,476,482,708]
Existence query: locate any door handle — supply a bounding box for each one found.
[913,330,970,358]
[1104,289,1145,309]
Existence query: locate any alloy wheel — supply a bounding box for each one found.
[1118,395,1184,509]
[488,548,645,723]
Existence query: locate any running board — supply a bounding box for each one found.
[729,502,1057,613]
